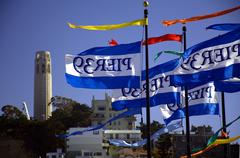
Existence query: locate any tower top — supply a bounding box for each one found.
[36,50,50,56]
[35,51,51,60]
[36,50,50,54]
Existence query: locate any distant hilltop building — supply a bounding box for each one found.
[34,51,52,120]
[91,93,136,130]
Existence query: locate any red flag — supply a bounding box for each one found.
[142,34,182,45]
[220,130,228,138]
[108,39,118,46]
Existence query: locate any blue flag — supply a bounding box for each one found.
[206,23,240,31]
[214,78,240,93]
[160,82,219,125]
[65,41,141,89]
[112,58,181,111]
[58,108,141,138]
[108,121,181,147]
[171,27,240,87]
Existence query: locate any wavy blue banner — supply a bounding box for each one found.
[57,108,141,138]
[206,23,240,31]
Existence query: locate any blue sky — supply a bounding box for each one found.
[0,0,239,139]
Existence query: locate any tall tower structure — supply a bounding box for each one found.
[34,51,52,120]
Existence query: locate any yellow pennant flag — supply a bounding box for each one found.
[212,135,240,145]
[180,135,240,158]
[162,5,240,26]
[68,18,147,30]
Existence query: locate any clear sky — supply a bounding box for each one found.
[0,0,239,140]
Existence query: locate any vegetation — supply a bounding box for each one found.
[139,120,164,139]
[153,133,172,158]
[0,97,92,158]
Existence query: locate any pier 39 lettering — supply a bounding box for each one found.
[73,56,133,74]
[180,41,240,71]
[188,85,213,101]
[122,75,171,98]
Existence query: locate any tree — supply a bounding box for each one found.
[22,120,65,158]
[1,105,27,120]
[153,133,172,158]
[139,120,164,139]
[0,98,93,158]
[0,105,28,139]
[138,120,164,155]
[50,101,92,130]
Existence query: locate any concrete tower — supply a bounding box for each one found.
[34,51,52,120]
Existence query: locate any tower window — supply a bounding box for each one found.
[98,106,105,111]
[36,64,39,74]
[42,64,45,73]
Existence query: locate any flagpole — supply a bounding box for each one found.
[143,1,152,158]
[221,92,229,158]
[182,25,191,158]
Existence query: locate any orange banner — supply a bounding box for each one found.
[162,5,240,26]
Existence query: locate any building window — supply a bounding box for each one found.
[110,134,113,139]
[36,64,39,73]
[127,134,130,139]
[84,152,92,156]
[94,152,102,156]
[95,113,104,118]
[98,106,105,111]
[118,121,121,125]
[116,134,119,139]
[128,122,132,126]
[93,130,99,135]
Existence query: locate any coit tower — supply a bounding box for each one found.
[34,51,52,120]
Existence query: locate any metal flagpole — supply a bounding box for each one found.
[221,92,229,158]
[143,1,152,158]
[182,25,191,158]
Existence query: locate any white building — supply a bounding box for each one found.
[66,127,142,158]
[66,94,143,158]
[66,128,110,158]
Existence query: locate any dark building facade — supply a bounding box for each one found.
[155,125,239,158]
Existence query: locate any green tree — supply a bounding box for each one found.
[1,104,27,120]
[153,133,172,158]
[139,120,164,139]
[0,105,28,138]
[50,101,92,130]
[0,98,93,158]
[138,120,164,155]
[22,120,65,158]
